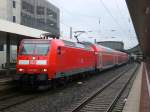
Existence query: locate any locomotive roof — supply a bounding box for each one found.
[22,39,51,43]
[21,39,127,55]
[21,39,93,51]
[62,40,93,50]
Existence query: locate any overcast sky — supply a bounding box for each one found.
[48,0,138,49]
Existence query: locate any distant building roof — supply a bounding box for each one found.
[97,41,123,44]
[0,19,48,38]
[126,45,142,54]
[96,41,124,51]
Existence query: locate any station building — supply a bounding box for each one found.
[0,0,60,36]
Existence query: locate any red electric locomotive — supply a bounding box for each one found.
[15,38,128,89]
[16,38,96,88]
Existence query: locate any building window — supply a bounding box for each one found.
[46,19,57,28]
[47,8,57,19]
[13,1,16,8]
[47,8,53,16]
[37,6,45,15]
[21,12,36,27]
[37,18,45,24]
[22,1,34,14]
[13,16,16,22]
[0,45,4,51]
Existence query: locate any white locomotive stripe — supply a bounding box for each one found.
[144,63,150,97]
[36,60,47,65]
[19,60,29,65]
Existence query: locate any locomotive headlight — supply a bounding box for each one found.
[43,69,47,72]
[19,68,24,72]
[32,57,36,60]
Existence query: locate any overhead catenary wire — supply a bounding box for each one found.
[98,0,128,37]
[115,0,128,23]
[49,0,124,39]
[115,0,137,46]
[53,0,100,19]
[115,0,132,36]
[49,0,102,30]
[116,0,135,35]
[49,0,138,49]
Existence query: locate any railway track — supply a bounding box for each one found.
[0,91,40,111]
[0,64,137,112]
[111,71,136,112]
[65,64,138,112]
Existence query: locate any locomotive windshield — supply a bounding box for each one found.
[20,43,50,55]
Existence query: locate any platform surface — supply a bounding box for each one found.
[123,61,150,112]
[123,62,143,112]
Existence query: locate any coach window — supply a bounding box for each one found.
[57,47,61,55]
[13,16,16,23]
[0,45,4,51]
[13,1,16,8]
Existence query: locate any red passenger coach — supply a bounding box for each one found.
[92,44,128,71]
[15,38,129,89]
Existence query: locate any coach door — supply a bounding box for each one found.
[97,52,102,69]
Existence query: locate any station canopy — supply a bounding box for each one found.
[126,0,150,57]
[0,19,48,38]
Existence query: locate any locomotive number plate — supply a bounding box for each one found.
[27,69,38,72]
[30,60,36,64]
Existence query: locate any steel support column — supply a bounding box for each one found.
[6,33,10,69]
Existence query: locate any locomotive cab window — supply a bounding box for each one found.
[20,42,50,55]
[57,46,61,55]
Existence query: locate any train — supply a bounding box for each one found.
[15,38,128,89]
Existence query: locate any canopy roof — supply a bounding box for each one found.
[0,19,48,38]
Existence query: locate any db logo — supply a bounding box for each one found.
[30,60,36,64]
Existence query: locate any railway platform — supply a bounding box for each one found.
[123,61,150,112]
[0,68,16,78]
[0,68,15,92]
